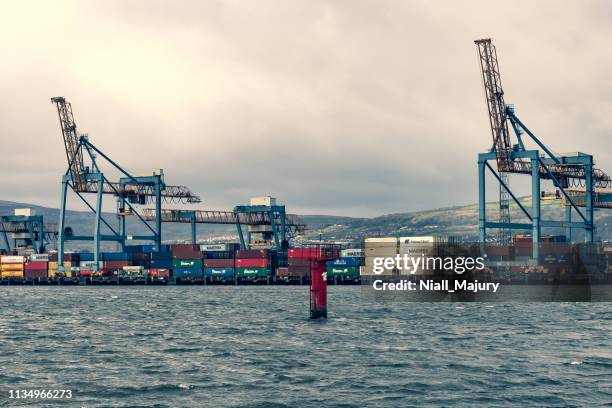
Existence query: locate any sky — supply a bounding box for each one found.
[0,0,610,217]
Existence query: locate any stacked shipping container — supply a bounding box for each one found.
[364,238,398,276]
[235,249,274,278]
[326,256,363,278]
[1,256,25,278]
[171,244,204,278]
[202,244,238,279]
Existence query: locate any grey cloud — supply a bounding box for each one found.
[0,0,610,217]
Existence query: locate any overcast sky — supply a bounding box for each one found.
[0,0,610,217]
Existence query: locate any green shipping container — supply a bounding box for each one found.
[172,259,203,268]
[236,267,271,278]
[327,266,360,278]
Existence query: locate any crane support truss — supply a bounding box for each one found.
[141,207,307,250]
[562,189,612,209]
[51,97,201,270]
[475,39,611,259]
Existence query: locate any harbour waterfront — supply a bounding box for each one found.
[0,287,610,407]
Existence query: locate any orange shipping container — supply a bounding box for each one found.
[1,270,24,278]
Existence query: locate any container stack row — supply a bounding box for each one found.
[0,244,370,282]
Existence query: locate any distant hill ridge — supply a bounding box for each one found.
[0,199,609,249]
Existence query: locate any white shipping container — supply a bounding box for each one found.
[341,249,364,257]
[1,256,25,264]
[80,261,98,268]
[399,236,435,244]
[249,196,277,206]
[365,246,398,255]
[365,237,398,243]
[30,254,50,261]
[122,266,144,271]
[200,244,228,251]
[399,243,435,256]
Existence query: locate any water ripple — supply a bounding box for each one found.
[0,287,610,407]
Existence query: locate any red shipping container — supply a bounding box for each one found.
[276,267,289,277]
[540,243,572,256]
[236,249,270,259]
[288,265,310,276]
[288,258,310,267]
[103,261,129,270]
[289,248,312,258]
[289,247,339,260]
[24,269,47,278]
[131,253,149,261]
[515,246,533,257]
[172,249,204,259]
[150,268,170,278]
[204,259,235,268]
[485,245,511,257]
[236,258,270,268]
[25,261,48,270]
[79,270,95,277]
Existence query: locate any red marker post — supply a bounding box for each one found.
[289,245,339,319]
[310,260,327,319]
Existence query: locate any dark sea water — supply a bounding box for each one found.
[0,287,611,407]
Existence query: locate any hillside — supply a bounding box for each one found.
[303,198,612,245]
[1,199,609,251]
[0,201,360,250]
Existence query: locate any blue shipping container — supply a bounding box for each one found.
[141,244,171,253]
[80,252,94,261]
[102,252,131,261]
[150,259,172,268]
[204,267,235,278]
[326,257,361,267]
[151,251,172,260]
[173,267,203,278]
[124,245,144,253]
[204,251,233,259]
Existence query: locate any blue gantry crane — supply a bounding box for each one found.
[141,205,306,250]
[0,210,59,253]
[474,39,612,259]
[51,97,201,270]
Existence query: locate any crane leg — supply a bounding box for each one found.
[58,177,68,268]
[531,158,541,261]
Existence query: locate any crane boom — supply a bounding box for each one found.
[51,97,86,190]
[50,96,201,203]
[474,39,512,169]
[475,38,511,244]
